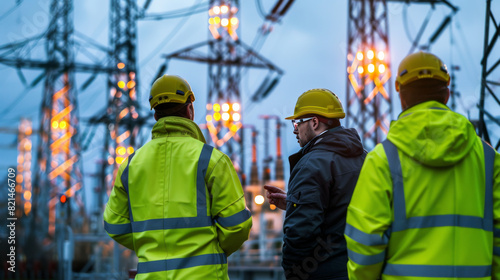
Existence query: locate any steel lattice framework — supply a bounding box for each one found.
[346,0,393,149]
[479,0,500,150]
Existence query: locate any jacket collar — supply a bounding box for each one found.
[152,116,206,143]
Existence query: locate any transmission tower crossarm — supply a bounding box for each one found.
[0,57,126,73]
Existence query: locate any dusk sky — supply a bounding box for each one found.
[0,0,498,208]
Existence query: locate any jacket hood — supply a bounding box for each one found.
[303,126,365,157]
[152,116,206,143]
[387,101,476,167]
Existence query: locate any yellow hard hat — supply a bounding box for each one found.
[395,51,450,92]
[285,88,345,120]
[149,75,195,110]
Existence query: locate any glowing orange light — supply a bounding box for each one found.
[230,17,238,26]
[206,115,213,122]
[221,18,229,27]
[116,156,125,164]
[233,113,241,122]
[220,5,229,14]
[356,51,363,61]
[230,124,239,132]
[368,64,375,73]
[206,104,212,111]
[60,195,67,204]
[357,66,364,74]
[16,175,23,183]
[117,81,125,88]
[378,64,386,74]
[214,113,221,121]
[378,51,385,60]
[24,141,32,151]
[232,103,240,111]
[117,62,125,69]
[222,103,230,112]
[117,146,126,155]
[127,81,136,89]
[213,6,220,15]
[127,146,134,154]
[51,121,59,129]
[222,113,230,121]
[24,191,32,200]
[255,195,264,205]
[59,120,67,129]
[270,204,277,210]
[213,103,221,112]
[367,50,374,60]
[108,157,114,165]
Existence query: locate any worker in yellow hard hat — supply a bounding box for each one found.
[104,75,252,279]
[345,51,500,280]
[265,88,367,280]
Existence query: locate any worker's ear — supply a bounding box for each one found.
[444,88,450,105]
[154,111,159,121]
[187,103,194,121]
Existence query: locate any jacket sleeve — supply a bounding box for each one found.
[344,145,392,280]
[209,154,252,256]
[493,151,500,280]
[281,159,328,273]
[103,158,134,251]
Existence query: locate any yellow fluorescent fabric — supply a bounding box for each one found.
[345,101,500,280]
[103,116,252,279]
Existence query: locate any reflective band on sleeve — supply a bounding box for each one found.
[137,253,227,274]
[347,249,385,266]
[382,140,406,229]
[104,221,132,235]
[132,216,213,232]
[197,145,213,217]
[345,223,388,246]
[384,264,491,278]
[215,208,251,227]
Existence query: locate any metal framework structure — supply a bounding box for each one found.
[17,119,33,218]
[479,0,500,150]
[347,0,458,148]
[346,0,393,148]
[159,0,283,180]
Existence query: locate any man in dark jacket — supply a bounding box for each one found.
[265,88,366,280]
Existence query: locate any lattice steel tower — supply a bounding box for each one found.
[346,0,393,149]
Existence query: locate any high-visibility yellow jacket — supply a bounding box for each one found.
[345,101,500,280]
[103,116,252,279]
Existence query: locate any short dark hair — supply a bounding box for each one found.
[400,79,448,109]
[302,114,341,130]
[154,100,191,119]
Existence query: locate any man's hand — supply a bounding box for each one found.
[264,185,287,211]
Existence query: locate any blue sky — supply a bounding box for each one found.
[0,0,499,209]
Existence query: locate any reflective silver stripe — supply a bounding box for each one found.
[137,253,227,274]
[382,139,494,232]
[124,145,215,233]
[344,223,388,246]
[384,264,491,278]
[482,140,495,231]
[121,152,135,222]
[132,216,213,232]
[347,249,385,266]
[196,145,213,216]
[104,221,132,235]
[215,208,251,227]
[430,107,448,111]
[382,140,406,230]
